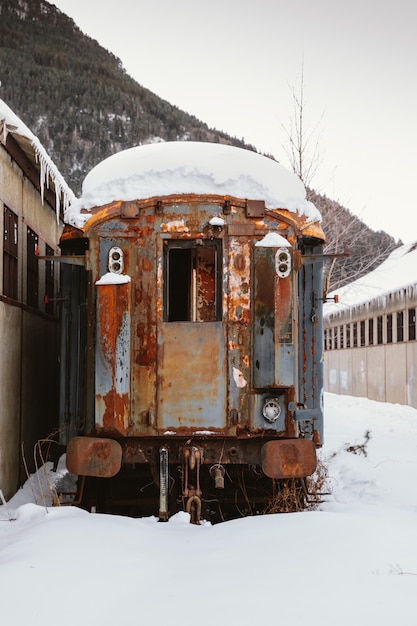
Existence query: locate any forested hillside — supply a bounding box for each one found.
[0,0,399,289]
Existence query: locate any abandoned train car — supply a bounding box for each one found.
[60,141,325,522]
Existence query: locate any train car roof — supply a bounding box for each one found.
[65,141,322,229]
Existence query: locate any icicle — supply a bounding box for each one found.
[2,99,76,223]
[29,137,76,223]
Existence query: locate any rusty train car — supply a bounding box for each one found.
[59,142,325,522]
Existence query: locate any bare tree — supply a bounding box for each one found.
[310,191,399,293]
[280,61,399,293]
[280,57,322,189]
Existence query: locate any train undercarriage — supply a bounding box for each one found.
[66,435,319,523]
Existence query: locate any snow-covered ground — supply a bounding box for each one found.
[1,392,416,625]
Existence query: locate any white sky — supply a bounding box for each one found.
[51,0,417,243]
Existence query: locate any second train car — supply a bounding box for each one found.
[59,142,325,523]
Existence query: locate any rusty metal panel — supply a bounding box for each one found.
[227,236,251,423]
[298,243,324,443]
[261,439,316,479]
[274,262,295,388]
[158,322,226,429]
[253,246,275,387]
[66,436,122,477]
[95,281,131,435]
[131,233,158,432]
[246,199,265,217]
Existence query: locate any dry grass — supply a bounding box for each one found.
[21,430,64,510]
[305,454,332,510]
[264,454,332,514]
[263,478,306,514]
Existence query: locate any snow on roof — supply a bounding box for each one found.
[0,99,75,218]
[324,241,417,316]
[65,141,321,228]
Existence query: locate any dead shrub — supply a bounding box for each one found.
[264,454,332,514]
[264,478,306,514]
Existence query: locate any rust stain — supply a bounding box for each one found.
[66,437,122,477]
[96,281,131,433]
[261,439,317,479]
[142,257,153,271]
[100,390,130,434]
[275,274,293,342]
[97,283,130,361]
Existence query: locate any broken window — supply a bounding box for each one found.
[3,206,18,300]
[346,324,351,348]
[339,325,344,349]
[360,320,365,346]
[408,308,416,341]
[45,244,55,315]
[396,311,404,342]
[377,316,383,344]
[386,314,393,344]
[27,227,39,308]
[368,318,374,346]
[353,322,358,347]
[165,240,222,322]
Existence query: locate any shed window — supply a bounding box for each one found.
[27,227,39,308]
[165,240,222,322]
[360,320,365,346]
[334,327,339,350]
[339,325,344,349]
[3,206,18,300]
[377,316,383,344]
[386,314,393,344]
[409,308,416,341]
[346,324,351,348]
[353,322,358,347]
[45,244,55,315]
[396,311,404,342]
[368,318,374,345]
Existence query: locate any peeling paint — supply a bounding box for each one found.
[161,219,189,232]
[233,367,247,388]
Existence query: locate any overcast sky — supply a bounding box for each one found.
[51,0,417,243]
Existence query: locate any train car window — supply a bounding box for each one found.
[26,227,39,309]
[368,318,374,346]
[397,311,404,342]
[346,324,351,348]
[3,206,18,300]
[165,240,222,322]
[386,314,393,344]
[377,316,383,344]
[353,322,358,347]
[409,308,416,341]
